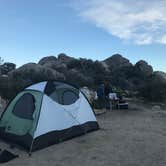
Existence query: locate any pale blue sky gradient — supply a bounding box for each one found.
[0,0,165,71]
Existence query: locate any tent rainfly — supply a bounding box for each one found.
[0,81,99,153]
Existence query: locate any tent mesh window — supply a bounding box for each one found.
[62,90,79,105]
[44,81,77,95]
[45,81,79,105]
[49,91,58,102]
[12,93,35,120]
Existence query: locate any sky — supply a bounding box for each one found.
[0,0,165,72]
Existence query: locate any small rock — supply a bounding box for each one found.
[152,105,161,111]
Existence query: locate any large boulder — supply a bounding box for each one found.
[38,54,74,72]
[134,60,153,77]
[0,62,16,75]
[38,56,57,65]
[104,55,134,90]
[100,61,110,72]
[43,61,67,72]
[153,71,166,82]
[65,69,94,88]
[57,53,75,63]
[67,59,109,86]
[140,72,166,101]
[104,54,132,71]
[2,63,65,100]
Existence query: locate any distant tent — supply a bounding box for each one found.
[0,81,99,153]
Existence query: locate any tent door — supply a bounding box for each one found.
[6,93,36,136]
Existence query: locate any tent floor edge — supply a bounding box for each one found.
[32,121,99,152]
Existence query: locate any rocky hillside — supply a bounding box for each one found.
[0,53,165,101]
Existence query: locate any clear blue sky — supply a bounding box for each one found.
[0,0,165,72]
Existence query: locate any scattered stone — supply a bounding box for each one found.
[152,105,161,111]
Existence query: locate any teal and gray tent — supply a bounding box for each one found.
[0,81,99,152]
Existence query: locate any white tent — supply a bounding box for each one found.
[0,81,99,153]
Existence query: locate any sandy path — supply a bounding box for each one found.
[1,105,166,166]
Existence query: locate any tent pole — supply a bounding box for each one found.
[28,93,44,156]
[29,138,34,156]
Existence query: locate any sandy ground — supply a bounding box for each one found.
[1,100,166,166]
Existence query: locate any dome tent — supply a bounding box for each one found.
[0,81,99,153]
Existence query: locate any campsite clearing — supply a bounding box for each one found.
[1,100,166,166]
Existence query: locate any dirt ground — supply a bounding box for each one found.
[1,99,166,166]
